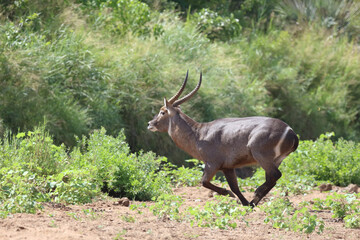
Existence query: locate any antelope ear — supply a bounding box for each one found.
[164,97,170,108]
[164,97,175,115]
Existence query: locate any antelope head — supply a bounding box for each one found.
[147,71,202,132]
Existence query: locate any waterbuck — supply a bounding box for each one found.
[147,71,299,206]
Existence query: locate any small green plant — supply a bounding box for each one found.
[262,197,324,234]
[83,208,99,220]
[67,212,81,221]
[114,229,127,240]
[49,219,57,228]
[276,173,318,195]
[262,197,294,229]
[187,195,251,229]
[129,202,147,214]
[122,215,136,223]
[0,168,46,216]
[150,193,184,221]
[344,213,360,229]
[312,193,360,225]
[291,207,324,234]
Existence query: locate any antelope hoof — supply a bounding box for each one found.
[226,190,236,198]
[249,200,256,208]
[236,199,250,207]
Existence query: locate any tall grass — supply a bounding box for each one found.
[237,29,360,139]
[276,0,360,40]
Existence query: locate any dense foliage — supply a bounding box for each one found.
[282,133,360,186]
[0,126,170,217]
[0,0,359,164]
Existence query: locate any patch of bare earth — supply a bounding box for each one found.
[0,186,359,240]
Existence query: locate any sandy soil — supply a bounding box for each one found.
[0,186,359,240]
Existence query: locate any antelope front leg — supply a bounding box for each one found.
[223,169,250,206]
[201,164,235,198]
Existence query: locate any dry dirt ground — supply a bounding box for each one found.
[0,186,359,240]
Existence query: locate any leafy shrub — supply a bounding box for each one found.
[71,128,131,185]
[50,176,98,204]
[0,126,68,176]
[0,126,172,217]
[111,151,169,200]
[94,0,153,36]
[191,8,242,41]
[0,126,100,217]
[72,128,171,201]
[283,133,360,186]
[0,169,46,216]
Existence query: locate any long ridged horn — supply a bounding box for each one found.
[168,70,189,104]
[173,72,202,107]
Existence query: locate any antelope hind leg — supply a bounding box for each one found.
[250,168,282,206]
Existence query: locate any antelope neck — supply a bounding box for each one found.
[168,112,201,159]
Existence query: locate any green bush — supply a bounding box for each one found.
[0,169,46,216]
[0,126,98,216]
[282,133,360,186]
[72,127,171,200]
[191,8,241,41]
[111,151,170,200]
[0,126,172,217]
[0,126,68,176]
[91,0,155,36]
[344,212,360,229]
[50,176,98,204]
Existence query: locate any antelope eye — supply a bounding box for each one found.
[160,111,166,115]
